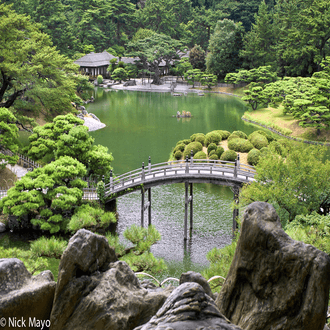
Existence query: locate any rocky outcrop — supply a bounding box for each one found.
[135,282,243,330]
[124,80,137,86]
[217,201,330,330]
[180,270,215,300]
[0,258,56,326]
[50,229,172,330]
[0,222,6,232]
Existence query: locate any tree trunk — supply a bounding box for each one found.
[152,66,161,85]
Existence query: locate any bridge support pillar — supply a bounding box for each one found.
[184,182,193,240]
[141,187,151,228]
[141,188,145,227]
[148,188,151,226]
[232,185,239,236]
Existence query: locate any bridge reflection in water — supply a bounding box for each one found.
[105,155,256,241]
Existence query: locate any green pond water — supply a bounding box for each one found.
[86,88,260,280]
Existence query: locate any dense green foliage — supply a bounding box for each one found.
[220,150,237,161]
[193,151,207,159]
[248,132,269,149]
[247,148,261,166]
[205,131,222,146]
[207,143,217,154]
[183,141,203,158]
[228,138,254,153]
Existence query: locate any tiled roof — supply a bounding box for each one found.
[74,51,116,67]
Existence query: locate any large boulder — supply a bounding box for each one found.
[135,282,243,330]
[217,201,330,330]
[50,229,172,330]
[0,258,56,328]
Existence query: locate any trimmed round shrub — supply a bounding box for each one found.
[205,131,222,146]
[227,134,240,142]
[215,130,231,140]
[249,133,268,150]
[193,151,207,159]
[195,135,205,146]
[209,154,219,160]
[247,148,261,166]
[277,138,292,151]
[220,150,237,161]
[209,150,216,157]
[207,143,217,154]
[183,141,203,158]
[174,150,183,160]
[215,146,225,158]
[97,75,103,84]
[269,141,286,156]
[232,130,248,139]
[190,133,205,142]
[173,144,185,154]
[228,138,254,153]
[260,147,270,155]
[256,130,275,142]
[176,139,191,145]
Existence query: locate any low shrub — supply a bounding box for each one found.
[195,135,206,146]
[205,131,222,146]
[207,143,217,154]
[105,232,126,257]
[183,141,203,158]
[220,150,237,161]
[194,151,207,159]
[277,138,292,151]
[247,148,261,166]
[256,130,276,142]
[173,144,185,154]
[209,154,219,160]
[249,132,268,149]
[232,130,247,139]
[30,236,68,259]
[176,139,191,145]
[97,75,103,84]
[209,150,216,157]
[190,133,205,142]
[227,134,240,142]
[269,141,286,156]
[228,138,254,153]
[174,150,183,160]
[215,130,231,140]
[260,147,270,155]
[215,146,225,158]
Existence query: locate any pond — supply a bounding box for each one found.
[86,88,259,280]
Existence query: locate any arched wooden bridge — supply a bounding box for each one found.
[104,157,256,240]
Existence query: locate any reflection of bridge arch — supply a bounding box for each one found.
[105,157,256,240]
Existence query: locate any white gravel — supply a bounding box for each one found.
[83,117,106,132]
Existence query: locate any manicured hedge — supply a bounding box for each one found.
[193,151,207,159]
[190,133,205,142]
[207,143,217,154]
[209,154,219,160]
[269,141,286,156]
[174,150,183,160]
[173,144,185,154]
[214,130,231,140]
[232,130,248,139]
[215,146,225,158]
[195,135,205,146]
[247,148,261,166]
[277,138,292,151]
[227,134,240,142]
[183,141,203,158]
[177,139,191,145]
[220,150,237,161]
[205,131,222,146]
[249,132,268,149]
[255,130,276,142]
[209,150,216,157]
[228,138,254,153]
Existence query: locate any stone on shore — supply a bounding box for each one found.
[217,201,330,330]
[135,282,243,330]
[0,222,6,232]
[0,258,56,324]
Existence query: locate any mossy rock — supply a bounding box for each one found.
[176,139,191,146]
[249,133,268,150]
[174,150,183,160]
[214,130,231,140]
[205,131,222,147]
[207,143,217,154]
[193,151,207,159]
[183,141,203,158]
[232,130,248,139]
[228,138,254,153]
[209,154,219,160]
[220,150,237,161]
[215,146,225,158]
[173,144,185,154]
[247,148,261,166]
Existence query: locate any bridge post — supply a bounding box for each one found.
[185,157,189,174]
[237,153,240,171]
[234,158,237,178]
[232,185,239,235]
[110,170,113,192]
[141,187,145,227]
[189,182,193,237]
[190,150,193,165]
[184,182,188,240]
[148,156,151,173]
[148,188,151,226]
[142,162,145,180]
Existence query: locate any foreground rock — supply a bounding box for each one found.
[217,202,330,330]
[50,229,172,330]
[0,258,56,327]
[135,282,243,330]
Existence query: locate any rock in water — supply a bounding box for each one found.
[135,282,243,330]
[50,229,172,330]
[0,258,56,324]
[217,201,330,330]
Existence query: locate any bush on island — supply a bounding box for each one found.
[205,131,222,146]
[177,139,191,145]
[209,154,219,160]
[255,130,276,142]
[174,150,183,160]
[249,132,268,149]
[228,138,254,153]
[232,130,248,139]
[207,143,217,154]
[193,151,207,159]
[183,141,203,158]
[215,146,225,158]
[220,150,237,161]
[209,150,216,157]
[269,140,286,156]
[173,144,185,154]
[190,133,205,142]
[277,138,292,151]
[260,147,270,156]
[215,130,231,140]
[247,148,261,166]
[195,135,206,146]
[97,75,103,84]
[227,134,240,142]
